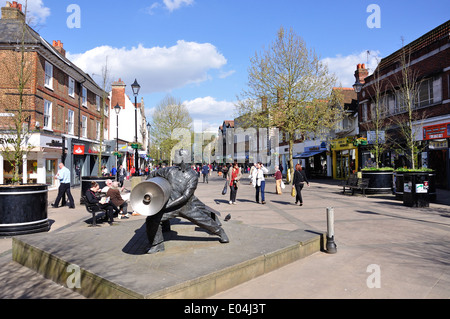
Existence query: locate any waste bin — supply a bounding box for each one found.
[402,172,431,207]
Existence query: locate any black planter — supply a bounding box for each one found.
[0,184,49,237]
[402,171,436,207]
[393,172,404,199]
[361,171,394,194]
[80,176,110,204]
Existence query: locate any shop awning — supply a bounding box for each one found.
[293,150,326,159]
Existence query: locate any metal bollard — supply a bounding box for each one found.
[326,207,337,254]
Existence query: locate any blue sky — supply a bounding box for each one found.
[14,0,450,131]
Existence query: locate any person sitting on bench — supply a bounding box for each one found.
[85,181,120,225]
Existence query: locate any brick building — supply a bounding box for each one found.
[357,20,450,188]
[0,2,112,187]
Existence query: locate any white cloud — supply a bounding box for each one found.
[163,0,194,12]
[15,0,51,24]
[66,41,227,94]
[146,0,194,14]
[183,96,235,116]
[322,50,381,87]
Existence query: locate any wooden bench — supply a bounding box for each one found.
[81,195,107,227]
[341,176,358,194]
[341,177,370,196]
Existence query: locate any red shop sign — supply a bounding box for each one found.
[74,145,85,155]
[423,123,450,140]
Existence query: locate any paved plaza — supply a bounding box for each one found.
[0,173,449,299]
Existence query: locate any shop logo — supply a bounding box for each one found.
[74,145,85,155]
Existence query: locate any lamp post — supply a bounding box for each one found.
[131,79,141,176]
[114,103,121,181]
[147,122,151,163]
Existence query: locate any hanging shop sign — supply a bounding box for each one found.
[73,145,85,155]
[423,123,450,140]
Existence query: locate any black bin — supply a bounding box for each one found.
[402,172,431,208]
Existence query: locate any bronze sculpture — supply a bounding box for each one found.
[131,150,229,254]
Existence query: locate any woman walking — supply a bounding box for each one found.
[292,163,309,206]
[227,162,242,204]
[274,165,283,194]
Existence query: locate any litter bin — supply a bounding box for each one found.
[402,172,431,207]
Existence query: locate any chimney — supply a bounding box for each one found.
[354,63,369,84]
[52,40,66,57]
[111,78,126,111]
[1,1,25,21]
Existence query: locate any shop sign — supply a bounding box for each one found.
[429,139,448,149]
[73,145,85,155]
[367,131,385,144]
[423,123,450,140]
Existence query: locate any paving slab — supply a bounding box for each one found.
[12,216,321,299]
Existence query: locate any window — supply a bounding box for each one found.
[96,121,100,140]
[68,77,75,97]
[81,115,87,138]
[96,96,101,111]
[68,109,74,135]
[104,103,109,117]
[417,78,433,108]
[361,102,368,122]
[44,100,52,130]
[44,61,53,89]
[82,86,87,107]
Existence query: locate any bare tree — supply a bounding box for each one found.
[0,0,34,185]
[389,41,425,169]
[363,58,390,169]
[96,57,111,176]
[236,26,343,181]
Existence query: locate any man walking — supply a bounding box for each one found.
[52,162,75,209]
[201,162,210,183]
[118,164,126,187]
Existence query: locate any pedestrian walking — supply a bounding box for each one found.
[227,162,242,204]
[251,162,268,204]
[202,163,210,183]
[52,162,75,209]
[118,164,126,187]
[292,163,310,206]
[274,165,283,194]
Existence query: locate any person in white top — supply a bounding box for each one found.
[250,162,268,204]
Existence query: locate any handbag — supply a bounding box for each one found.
[291,186,296,197]
[222,181,228,195]
[280,181,285,189]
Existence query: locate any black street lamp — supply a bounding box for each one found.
[131,79,141,176]
[114,103,121,181]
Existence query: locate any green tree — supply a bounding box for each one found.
[236,26,343,181]
[150,95,192,166]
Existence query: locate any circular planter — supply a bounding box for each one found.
[80,176,110,204]
[393,172,404,199]
[0,184,49,237]
[361,171,394,194]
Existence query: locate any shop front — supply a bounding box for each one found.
[423,122,449,189]
[331,137,359,180]
[293,142,329,178]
